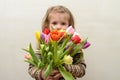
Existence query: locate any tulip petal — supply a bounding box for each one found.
[45,34,50,44]
[40,32,45,41]
[71,34,81,44]
[83,41,91,49]
[66,26,75,35]
[35,31,40,42]
[63,55,73,65]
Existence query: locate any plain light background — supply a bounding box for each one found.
[0,0,120,80]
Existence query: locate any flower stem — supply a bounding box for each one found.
[53,41,57,67]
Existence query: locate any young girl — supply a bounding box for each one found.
[28,5,86,80]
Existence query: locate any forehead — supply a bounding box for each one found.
[48,12,69,22]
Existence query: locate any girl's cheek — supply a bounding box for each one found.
[63,26,68,30]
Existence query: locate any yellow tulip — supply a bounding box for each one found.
[35,31,40,42]
[59,29,66,37]
[63,55,73,65]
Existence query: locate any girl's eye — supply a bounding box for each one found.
[52,22,57,25]
[61,22,66,25]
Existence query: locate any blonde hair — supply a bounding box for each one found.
[42,5,75,30]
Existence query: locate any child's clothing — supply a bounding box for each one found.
[28,49,86,80]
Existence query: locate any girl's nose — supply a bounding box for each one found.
[56,25,61,30]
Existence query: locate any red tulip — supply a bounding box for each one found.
[71,34,81,44]
[42,28,50,35]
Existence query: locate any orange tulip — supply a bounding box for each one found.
[50,30,63,41]
[59,29,66,37]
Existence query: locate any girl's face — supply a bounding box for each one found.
[49,13,69,30]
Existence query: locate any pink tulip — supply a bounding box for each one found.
[45,34,50,44]
[40,32,50,44]
[24,54,31,60]
[66,26,75,35]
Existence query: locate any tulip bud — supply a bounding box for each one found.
[24,54,31,60]
[63,55,73,65]
[35,31,40,42]
[42,28,50,35]
[83,41,91,49]
[71,34,81,44]
[48,52,52,58]
[45,46,49,51]
[27,46,30,51]
[40,44,45,49]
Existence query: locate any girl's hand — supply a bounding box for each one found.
[41,68,62,80]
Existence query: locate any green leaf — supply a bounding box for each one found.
[37,61,42,69]
[24,59,36,66]
[47,52,53,63]
[22,48,29,53]
[39,61,45,69]
[60,42,74,59]
[50,26,55,31]
[61,35,72,50]
[57,60,64,66]
[71,38,88,56]
[44,60,53,78]
[71,45,82,57]
[29,43,40,66]
[58,66,75,80]
[22,44,40,67]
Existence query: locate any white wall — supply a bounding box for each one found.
[0,0,120,80]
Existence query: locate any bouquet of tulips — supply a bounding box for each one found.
[23,26,90,80]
